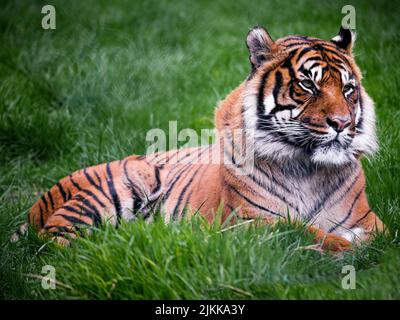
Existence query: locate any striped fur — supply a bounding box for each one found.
[21,26,384,251]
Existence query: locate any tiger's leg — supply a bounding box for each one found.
[326,185,385,246]
[40,195,129,246]
[304,208,385,252]
[306,225,352,252]
[40,187,111,246]
[30,156,164,245]
[307,211,384,252]
[336,210,384,244]
[240,214,353,252]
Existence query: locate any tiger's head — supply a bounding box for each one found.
[242,26,377,166]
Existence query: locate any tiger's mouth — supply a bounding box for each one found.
[301,128,357,165]
[318,138,351,150]
[303,130,353,152]
[266,121,354,152]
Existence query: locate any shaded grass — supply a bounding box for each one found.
[0,0,399,299]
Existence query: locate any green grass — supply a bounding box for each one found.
[0,0,399,299]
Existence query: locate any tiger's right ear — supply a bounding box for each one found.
[246,26,275,69]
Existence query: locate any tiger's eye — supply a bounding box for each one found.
[343,83,354,94]
[299,79,315,90]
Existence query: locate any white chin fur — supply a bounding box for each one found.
[310,146,355,166]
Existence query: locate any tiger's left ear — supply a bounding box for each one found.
[330,26,356,53]
[246,26,277,69]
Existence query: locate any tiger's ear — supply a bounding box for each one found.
[246,26,275,69]
[330,26,356,53]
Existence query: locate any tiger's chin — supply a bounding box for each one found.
[310,145,356,166]
[253,138,357,168]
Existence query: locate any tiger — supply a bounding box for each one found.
[14,25,384,252]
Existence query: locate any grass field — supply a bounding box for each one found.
[0,0,399,299]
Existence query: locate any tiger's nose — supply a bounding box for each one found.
[326,116,351,133]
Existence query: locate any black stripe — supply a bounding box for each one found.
[319,47,351,65]
[229,184,282,217]
[165,146,210,197]
[152,166,162,194]
[165,153,192,180]
[288,82,304,104]
[328,186,365,232]
[286,40,346,50]
[47,191,55,209]
[328,55,346,65]
[40,194,48,212]
[282,51,304,105]
[83,168,97,186]
[63,204,87,215]
[281,36,310,43]
[306,170,360,221]
[223,161,302,213]
[150,151,167,163]
[285,42,313,48]
[348,209,372,229]
[80,188,107,208]
[181,190,195,218]
[247,171,299,213]
[39,204,45,228]
[63,204,98,226]
[69,176,82,191]
[123,160,143,214]
[293,101,311,120]
[307,62,322,71]
[74,194,102,226]
[272,71,282,102]
[44,225,71,233]
[77,203,101,226]
[83,168,112,202]
[56,182,67,202]
[270,103,297,115]
[268,71,299,115]
[281,50,298,75]
[254,162,292,194]
[296,47,314,62]
[328,171,360,207]
[302,56,323,64]
[93,170,102,185]
[68,178,107,217]
[172,166,203,220]
[164,163,193,198]
[286,43,351,66]
[326,64,343,76]
[106,163,122,225]
[58,213,90,226]
[256,70,272,116]
[298,65,312,78]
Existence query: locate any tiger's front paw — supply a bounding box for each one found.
[320,233,353,252]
